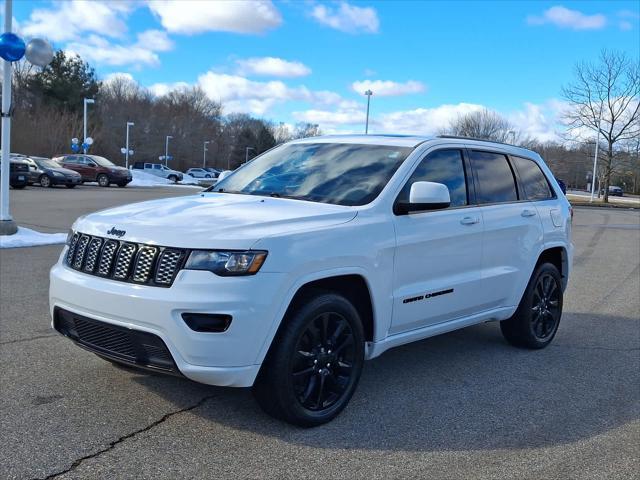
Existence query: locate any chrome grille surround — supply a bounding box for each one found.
[65,232,186,287]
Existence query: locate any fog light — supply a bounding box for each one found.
[181,313,232,333]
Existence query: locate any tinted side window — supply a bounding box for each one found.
[512,156,553,200]
[153,164,162,170]
[397,149,468,208]
[469,151,518,204]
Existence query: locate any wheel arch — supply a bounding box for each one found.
[256,270,377,366]
[536,246,569,291]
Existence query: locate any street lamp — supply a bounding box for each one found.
[590,103,604,203]
[165,135,173,166]
[125,122,134,169]
[83,98,95,153]
[203,141,210,168]
[364,89,373,135]
[245,146,255,164]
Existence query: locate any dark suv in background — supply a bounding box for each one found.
[53,154,132,187]
[0,154,30,189]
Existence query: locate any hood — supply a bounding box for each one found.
[74,192,357,249]
[49,167,80,176]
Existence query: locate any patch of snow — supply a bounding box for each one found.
[0,227,67,249]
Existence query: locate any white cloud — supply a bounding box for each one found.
[527,6,606,30]
[293,101,564,142]
[351,79,426,97]
[67,35,161,68]
[148,81,192,97]
[619,20,633,31]
[236,57,311,78]
[311,2,379,34]
[104,72,135,84]
[22,0,132,42]
[136,29,174,52]
[147,0,282,35]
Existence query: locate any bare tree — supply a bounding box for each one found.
[562,50,639,202]
[444,108,514,143]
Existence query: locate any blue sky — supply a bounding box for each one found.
[12,0,640,140]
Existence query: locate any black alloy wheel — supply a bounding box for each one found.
[500,262,563,349]
[253,291,365,427]
[292,311,357,411]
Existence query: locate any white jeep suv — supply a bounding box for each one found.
[50,135,572,426]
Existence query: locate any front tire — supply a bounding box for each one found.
[253,291,365,427]
[39,175,52,188]
[97,174,110,187]
[500,262,563,349]
[168,175,178,183]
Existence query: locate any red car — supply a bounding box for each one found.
[53,154,132,187]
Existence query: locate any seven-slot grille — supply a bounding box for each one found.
[65,232,186,287]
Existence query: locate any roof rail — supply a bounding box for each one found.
[436,135,519,147]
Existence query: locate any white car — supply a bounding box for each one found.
[185,168,214,179]
[50,135,573,426]
[132,162,183,182]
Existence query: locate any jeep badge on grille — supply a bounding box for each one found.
[107,227,126,238]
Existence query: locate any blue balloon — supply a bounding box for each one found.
[81,142,89,151]
[71,143,80,152]
[0,33,26,62]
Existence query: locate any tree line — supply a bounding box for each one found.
[6,51,321,172]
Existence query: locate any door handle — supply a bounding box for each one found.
[460,216,480,225]
[521,209,537,218]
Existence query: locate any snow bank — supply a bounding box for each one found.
[128,170,202,188]
[0,227,67,249]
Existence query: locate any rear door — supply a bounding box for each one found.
[468,150,544,309]
[391,148,484,334]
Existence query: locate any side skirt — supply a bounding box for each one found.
[364,306,515,360]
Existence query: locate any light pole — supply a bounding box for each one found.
[590,103,604,203]
[83,98,95,153]
[364,89,373,134]
[164,135,173,166]
[125,122,134,169]
[0,0,15,233]
[245,146,255,164]
[203,141,210,168]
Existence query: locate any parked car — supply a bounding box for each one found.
[204,167,221,178]
[23,156,82,188]
[0,155,29,189]
[132,162,183,182]
[185,167,214,178]
[601,185,624,197]
[53,154,132,187]
[51,135,572,426]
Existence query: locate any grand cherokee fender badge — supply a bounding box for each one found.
[403,288,454,304]
[107,227,126,238]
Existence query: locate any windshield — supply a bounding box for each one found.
[91,156,115,167]
[212,143,413,206]
[33,158,60,169]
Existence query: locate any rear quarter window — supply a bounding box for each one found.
[512,156,554,201]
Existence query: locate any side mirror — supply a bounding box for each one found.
[88,162,96,168]
[217,170,232,182]
[396,181,451,214]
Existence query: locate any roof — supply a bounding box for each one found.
[291,134,433,147]
[290,134,540,158]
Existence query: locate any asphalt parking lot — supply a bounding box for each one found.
[1,186,639,480]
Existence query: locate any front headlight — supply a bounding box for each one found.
[185,250,267,276]
[52,171,64,177]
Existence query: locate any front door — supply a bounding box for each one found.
[391,148,484,334]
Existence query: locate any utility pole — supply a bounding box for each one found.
[245,146,255,164]
[0,0,15,233]
[203,141,209,168]
[364,90,373,134]
[165,135,173,167]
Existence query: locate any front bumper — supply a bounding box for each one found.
[52,175,82,186]
[49,251,288,387]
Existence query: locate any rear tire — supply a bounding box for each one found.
[168,175,178,183]
[253,291,365,427]
[97,174,110,187]
[500,262,563,349]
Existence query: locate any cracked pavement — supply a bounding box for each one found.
[1,187,639,479]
